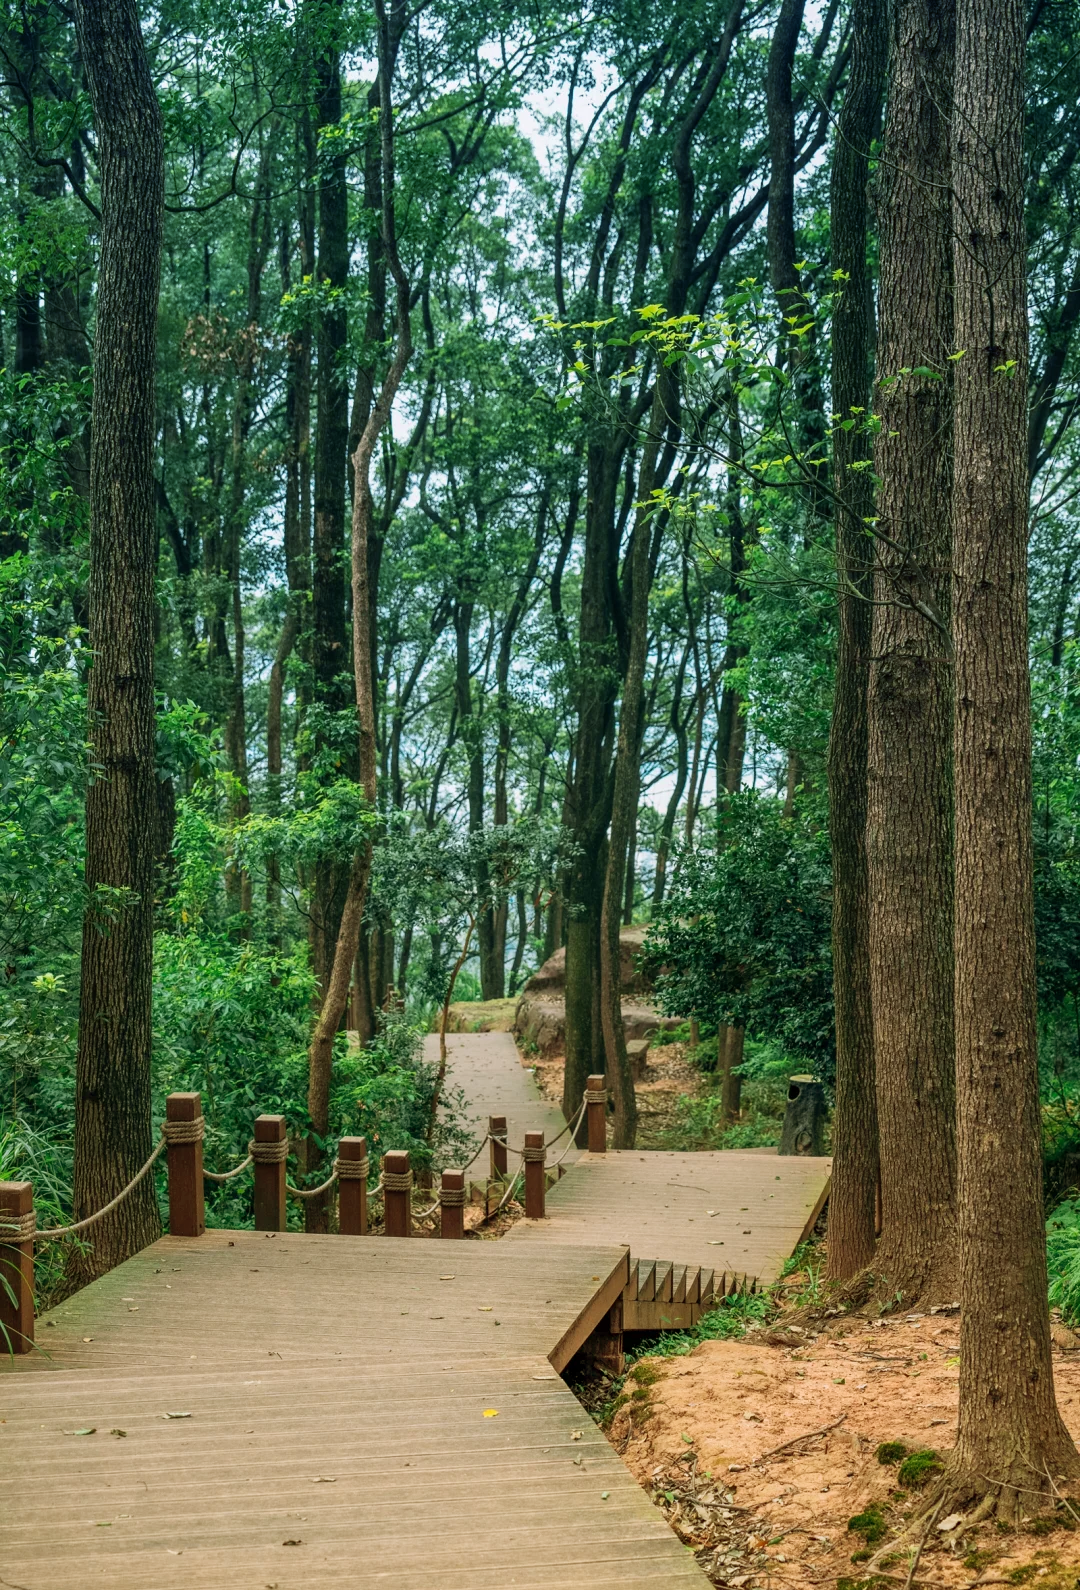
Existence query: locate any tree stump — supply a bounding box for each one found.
[779,1075,827,1156]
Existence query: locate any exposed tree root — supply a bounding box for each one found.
[916,1449,1080,1530]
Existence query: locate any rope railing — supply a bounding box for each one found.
[0,1133,169,1244]
[0,1077,610,1354]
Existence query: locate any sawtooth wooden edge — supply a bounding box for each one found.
[547,1247,629,1372]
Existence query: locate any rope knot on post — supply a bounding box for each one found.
[248,1137,289,1164]
[0,1210,36,1241]
[382,1169,414,1193]
[438,1184,468,1206]
[334,1155,369,1180]
[162,1115,205,1144]
[521,1142,546,1163]
[584,1087,608,1106]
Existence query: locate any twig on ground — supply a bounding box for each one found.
[752,1415,847,1465]
[902,1494,945,1590]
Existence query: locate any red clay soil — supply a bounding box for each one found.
[615,1316,1080,1589]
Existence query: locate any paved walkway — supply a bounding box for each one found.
[425,1029,579,1164]
[2,1232,704,1588]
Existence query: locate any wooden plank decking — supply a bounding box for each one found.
[1,1231,706,1588]
[505,1149,832,1328]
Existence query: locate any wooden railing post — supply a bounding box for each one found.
[337,1136,369,1236]
[252,1114,287,1231]
[586,1075,607,1154]
[489,1115,507,1179]
[439,1168,466,1239]
[166,1092,205,1237]
[383,1150,412,1238]
[523,1131,546,1219]
[0,1180,34,1353]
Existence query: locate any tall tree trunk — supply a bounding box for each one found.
[303,0,410,1231]
[600,507,649,1147]
[562,442,619,1126]
[309,11,352,1002]
[945,0,1080,1509]
[825,0,885,1284]
[864,0,958,1307]
[71,0,164,1279]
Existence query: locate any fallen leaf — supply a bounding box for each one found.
[282,1539,303,1547]
[110,1429,127,1438]
[163,1411,192,1419]
[601,1490,610,1499]
[483,1409,499,1418]
[311,1477,336,1483]
[570,1430,583,1441]
[64,1428,96,1436]
[440,1274,455,1280]
[937,1513,964,1533]
[82,1337,93,1343]
[478,1306,492,1311]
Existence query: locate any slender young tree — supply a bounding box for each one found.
[945,0,1080,1510]
[865,0,958,1306]
[71,0,164,1277]
[825,0,885,1282]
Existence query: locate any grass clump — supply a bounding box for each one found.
[875,1441,907,1466]
[897,1448,943,1489]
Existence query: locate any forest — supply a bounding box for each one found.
[5,0,1080,1524]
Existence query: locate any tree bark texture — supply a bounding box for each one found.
[865,0,958,1305]
[947,0,1080,1505]
[825,0,885,1283]
[71,0,164,1279]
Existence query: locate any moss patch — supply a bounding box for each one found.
[897,1448,943,1489]
[875,1441,908,1466]
[848,1502,888,1545]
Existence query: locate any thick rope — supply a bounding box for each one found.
[335,1155,369,1180]
[248,1137,288,1164]
[383,1170,413,1193]
[438,1185,468,1207]
[490,1134,523,1159]
[460,1133,492,1174]
[0,1210,37,1241]
[492,1166,524,1216]
[286,1168,338,1200]
[551,1097,588,1168]
[162,1115,205,1144]
[522,1142,546,1163]
[203,1154,253,1183]
[23,1134,168,1241]
[413,1197,440,1221]
[584,1086,608,1106]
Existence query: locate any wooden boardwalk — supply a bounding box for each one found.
[1,1231,705,1588]
[506,1150,831,1329]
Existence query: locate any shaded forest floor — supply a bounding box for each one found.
[531,1041,705,1148]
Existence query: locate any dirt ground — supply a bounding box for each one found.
[614,1311,1080,1589]
[532,1042,701,1146]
